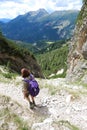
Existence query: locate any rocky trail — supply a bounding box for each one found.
[0,76,87,130]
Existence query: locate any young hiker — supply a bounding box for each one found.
[21,68,39,109]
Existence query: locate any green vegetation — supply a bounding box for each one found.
[0,65,18,84]
[0,32,42,77]
[76,1,87,25]
[0,95,30,130]
[58,120,80,130]
[17,39,69,78]
[0,35,32,58]
[36,40,67,54]
[20,40,67,54]
[0,28,2,36]
[83,0,87,3]
[0,108,29,130]
[2,72,17,79]
[0,30,69,78]
[36,43,69,78]
[14,114,29,130]
[1,10,79,43]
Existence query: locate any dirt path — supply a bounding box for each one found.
[0,77,87,130]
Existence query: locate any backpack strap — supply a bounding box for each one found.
[30,74,35,80]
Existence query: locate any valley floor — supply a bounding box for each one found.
[0,76,87,130]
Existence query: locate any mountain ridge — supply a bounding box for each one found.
[0,9,79,43]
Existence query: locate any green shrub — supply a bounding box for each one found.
[3,72,16,79]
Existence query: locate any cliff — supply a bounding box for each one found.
[67,1,87,84]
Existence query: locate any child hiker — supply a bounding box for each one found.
[21,68,39,109]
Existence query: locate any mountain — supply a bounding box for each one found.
[67,0,87,84]
[0,18,11,23]
[36,43,69,77]
[0,34,43,78]
[1,9,79,43]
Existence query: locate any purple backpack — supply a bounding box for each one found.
[24,75,40,97]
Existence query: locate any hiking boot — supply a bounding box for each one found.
[30,102,34,109]
[33,101,37,107]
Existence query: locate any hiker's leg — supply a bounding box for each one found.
[24,93,34,109]
[23,90,31,103]
[31,96,34,102]
[25,95,31,103]
[31,96,36,106]
[22,90,34,109]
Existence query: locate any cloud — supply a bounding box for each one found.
[46,0,82,11]
[0,0,82,19]
[0,0,21,2]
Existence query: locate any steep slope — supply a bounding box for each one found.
[0,69,87,130]
[1,9,79,43]
[67,1,87,83]
[36,43,69,77]
[0,34,43,78]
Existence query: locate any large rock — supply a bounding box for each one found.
[66,1,87,83]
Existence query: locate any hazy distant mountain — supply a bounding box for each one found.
[1,9,79,43]
[0,18,11,23]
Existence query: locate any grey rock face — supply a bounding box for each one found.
[66,2,87,83]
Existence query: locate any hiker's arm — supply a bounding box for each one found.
[22,81,29,98]
[22,81,28,91]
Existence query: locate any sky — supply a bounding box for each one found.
[0,0,82,19]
